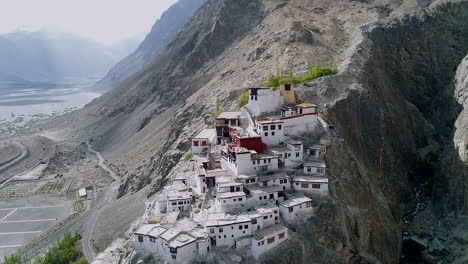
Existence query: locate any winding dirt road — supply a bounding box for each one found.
[82,141,121,261]
[0,142,28,186]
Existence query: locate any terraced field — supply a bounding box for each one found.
[37,181,64,194]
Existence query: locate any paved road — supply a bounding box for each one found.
[0,142,28,182]
[82,141,121,261]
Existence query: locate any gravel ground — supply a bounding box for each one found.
[0,142,21,164]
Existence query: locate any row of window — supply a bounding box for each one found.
[252,159,272,165]
[306,167,325,173]
[192,140,208,146]
[287,201,313,212]
[222,197,243,203]
[278,152,301,158]
[209,223,250,234]
[257,232,286,247]
[259,125,282,131]
[171,200,190,206]
[245,178,256,183]
[295,183,321,189]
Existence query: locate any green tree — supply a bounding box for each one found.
[3,254,23,264]
[215,98,221,116]
[33,232,87,264]
[238,91,249,109]
[287,63,294,82]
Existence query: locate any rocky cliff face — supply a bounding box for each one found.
[52,0,468,262]
[95,0,206,90]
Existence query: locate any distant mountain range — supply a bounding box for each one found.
[0,29,142,82]
[95,0,207,90]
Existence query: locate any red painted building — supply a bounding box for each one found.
[229,126,266,153]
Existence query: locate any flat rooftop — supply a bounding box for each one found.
[217,192,246,199]
[296,102,317,108]
[279,196,312,208]
[135,224,159,235]
[293,176,329,183]
[205,213,252,227]
[257,172,288,182]
[247,185,284,194]
[285,140,302,145]
[148,226,167,237]
[304,161,326,168]
[256,118,284,124]
[193,128,216,139]
[253,224,287,240]
[169,233,196,248]
[206,169,233,178]
[167,191,192,200]
[217,112,241,119]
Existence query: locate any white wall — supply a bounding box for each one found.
[246,89,284,117]
[279,203,314,222]
[282,114,318,136]
[251,227,288,259]
[167,198,191,212]
[304,166,326,176]
[192,140,210,155]
[206,221,253,248]
[215,195,247,213]
[257,122,285,146]
[195,176,207,194]
[293,182,329,196]
[258,178,290,190]
[164,241,198,264]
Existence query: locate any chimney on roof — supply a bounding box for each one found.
[208,149,216,170]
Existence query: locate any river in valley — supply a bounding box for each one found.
[0,78,102,132]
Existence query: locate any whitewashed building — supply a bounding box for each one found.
[204,213,253,248]
[292,176,329,196]
[192,129,217,155]
[216,176,244,194]
[303,160,326,176]
[251,224,288,259]
[279,196,314,222]
[133,219,210,264]
[166,191,192,212]
[255,119,285,146]
[246,87,284,117]
[270,140,303,168]
[215,192,247,213]
[307,145,323,158]
[257,173,290,190]
[236,174,258,186]
[220,145,280,176]
[133,224,162,253]
[246,185,286,207]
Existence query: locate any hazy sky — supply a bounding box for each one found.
[0,0,177,44]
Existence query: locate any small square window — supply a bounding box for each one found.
[264,132,268,137]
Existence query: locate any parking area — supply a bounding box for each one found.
[0,201,73,259]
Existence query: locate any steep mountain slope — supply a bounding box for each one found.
[0,30,132,82]
[47,0,468,262]
[95,0,206,90]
